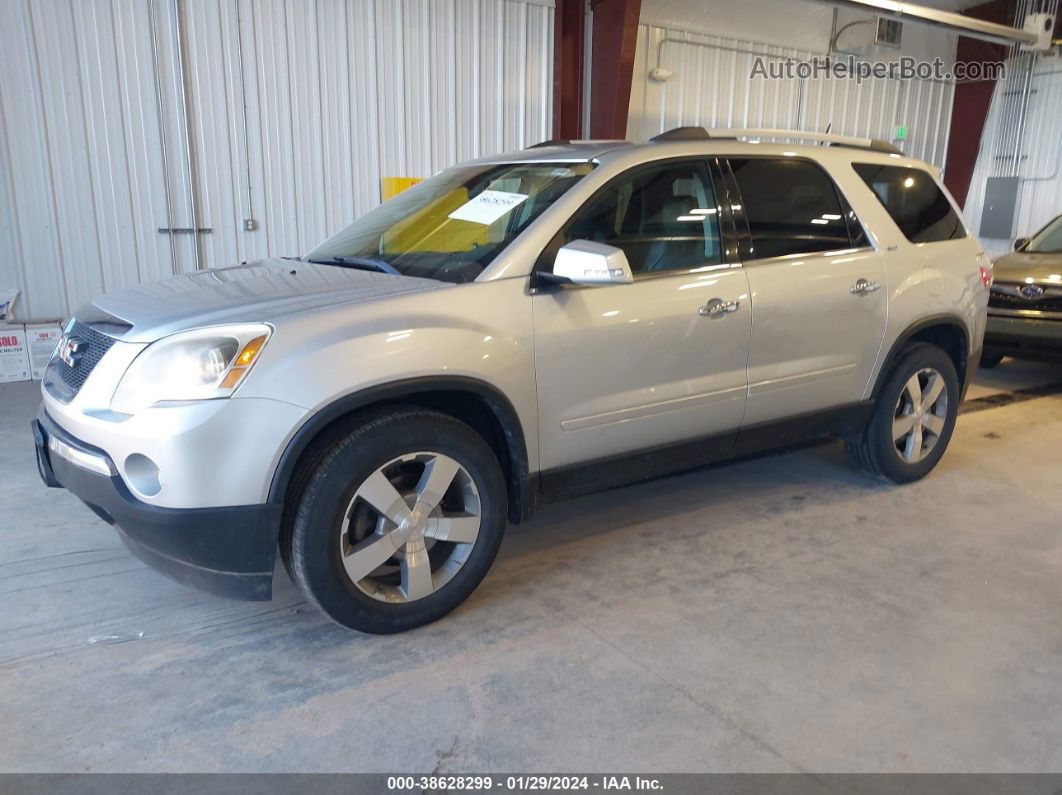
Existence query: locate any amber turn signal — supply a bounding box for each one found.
[220,335,268,388]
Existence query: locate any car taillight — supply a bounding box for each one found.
[979,266,993,288]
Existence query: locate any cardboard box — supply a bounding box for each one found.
[0,325,31,383]
[0,289,18,322]
[26,322,62,379]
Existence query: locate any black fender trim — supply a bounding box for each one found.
[870,314,972,399]
[267,376,533,523]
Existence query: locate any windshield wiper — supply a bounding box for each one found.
[306,255,400,275]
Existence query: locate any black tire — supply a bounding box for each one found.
[846,343,960,483]
[979,350,1004,369]
[284,406,507,633]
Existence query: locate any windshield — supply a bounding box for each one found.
[1024,215,1062,254]
[304,161,595,283]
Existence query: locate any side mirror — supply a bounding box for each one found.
[1014,237,1028,251]
[546,240,633,286]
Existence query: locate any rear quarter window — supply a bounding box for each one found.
[852,163,966,244]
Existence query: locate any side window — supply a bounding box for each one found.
[852,163,966,244]
[729,159,852,259]
[844,206,869,249]
[560,160,722,275]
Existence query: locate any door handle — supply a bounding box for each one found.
[850,278,882,295]
[698,298,740,318]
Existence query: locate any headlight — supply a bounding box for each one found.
[111,324,272,414]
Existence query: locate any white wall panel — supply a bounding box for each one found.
[964,57,1062,259]
[0,0,69,321]
[0,0,184,321]
[112,1,182,285]
[198,0,554,269]
[628,24,955,170]
[0,0,554,319]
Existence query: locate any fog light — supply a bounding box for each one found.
[125,454,162,497]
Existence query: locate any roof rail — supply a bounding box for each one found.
[525,138,633,150]
[709,128,904,155]
[649,126,712,142]
[527,138,571,149]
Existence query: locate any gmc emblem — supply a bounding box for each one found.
[56,334,86,368]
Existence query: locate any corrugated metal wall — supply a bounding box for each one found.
[964,57,1062,259]
[627,24,955,168]
[0,0,554,321]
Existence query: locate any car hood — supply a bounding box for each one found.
[992,250,1062,284]
[87,259,448,342]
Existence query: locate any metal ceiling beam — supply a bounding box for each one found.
[817,0,1039,45]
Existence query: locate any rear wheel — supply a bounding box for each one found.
[846,343,960,483]
[285,407,507,633]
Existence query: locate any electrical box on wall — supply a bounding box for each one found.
[837,15,902,57]
[875,17,902,48]
[979,177,1021,240]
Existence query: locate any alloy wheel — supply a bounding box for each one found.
[892,367,949,464]
[339,452,481,603]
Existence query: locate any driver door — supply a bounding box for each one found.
[531,158,752,473]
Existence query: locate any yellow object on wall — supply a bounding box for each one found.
[380,176,423,201]
[381,188,491,253]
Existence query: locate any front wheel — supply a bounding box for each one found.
[846,343,960,483]
[285,407,507,633]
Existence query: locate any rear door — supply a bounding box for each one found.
[532,157,752,471]
[723,157,887,426]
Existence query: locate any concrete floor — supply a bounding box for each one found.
[2,360,1062,773]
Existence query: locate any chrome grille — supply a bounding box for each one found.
[989,290,1062,315]
[47,321,117,399]
[985,280,1062,314]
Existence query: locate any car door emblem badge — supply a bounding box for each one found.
[1020,284,1045,299]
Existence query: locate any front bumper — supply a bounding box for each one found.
[985,313,1062,361]
[33,409,281,600]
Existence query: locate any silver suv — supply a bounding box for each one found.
[33,127,990,633]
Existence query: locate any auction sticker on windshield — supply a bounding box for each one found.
[448,190,528,225]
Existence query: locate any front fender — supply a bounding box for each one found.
[237,277,538,500]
